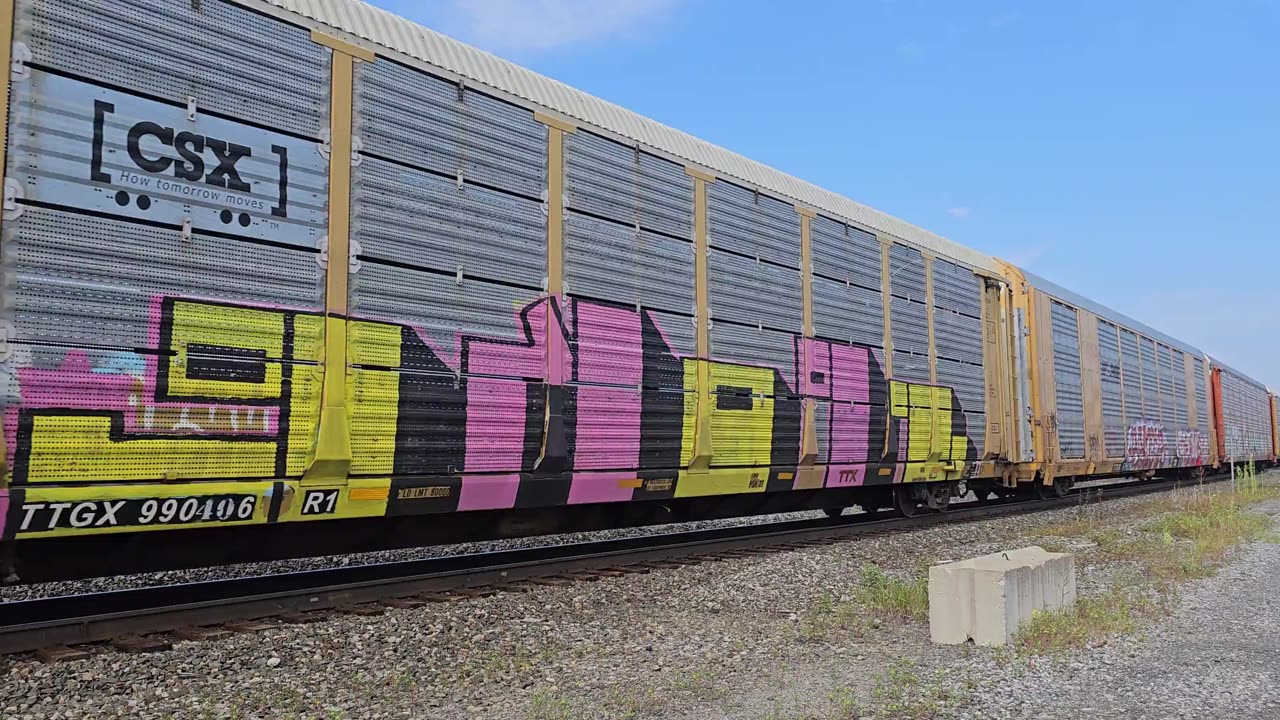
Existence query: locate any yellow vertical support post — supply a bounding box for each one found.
[0,0,14,482]
[533,112,576,470]
[795,206,818,473]
[304,32,375,483]
[687,167,715,471]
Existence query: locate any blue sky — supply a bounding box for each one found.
[371,0,1278,387]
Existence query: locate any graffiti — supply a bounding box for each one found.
[1175,429,1208,466]
[1124,419,1208,471]
[1125,419,1168,471]
[6,294,979,511]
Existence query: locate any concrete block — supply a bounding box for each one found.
[928,546,1075,646]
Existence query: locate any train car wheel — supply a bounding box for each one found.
[893,486,922,518]
[1035,477,1072,499]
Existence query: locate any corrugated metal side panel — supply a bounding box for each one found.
[933,309,982,365]
[708,324,798,394]
[707,180,800,268]
[1193,357,1209,434]
[1118,329,1143,427]
[1051,301,1085,459]
[348,263,546,475]
[3,0,329,484]
[931,259,982,318]
[250,0,999,273]
[358,59,546,199]
[936,358,984,415]
[1140,338,1160,420]
[708,249,803,332]
[10,70,327,248]
[892,351,930,384]
[891,296,929,356]
[565,130,693,240]
[1098,321,1125,458]
[888,245,926,302]
[1171,350,1188,428]
[26,0,329,137]
[810,216,881,287]
[563,301,692,394]
[963,412,986,458]
[564,215,694,315]
[5,206,324,349]
[350,263,543,378]
[811,276,882,348]
[353,158,545,287]
[1217,367,1272,461]
[1158,346,1177,429]
[889,244,929,384]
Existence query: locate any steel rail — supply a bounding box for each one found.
[0,474,1223,655]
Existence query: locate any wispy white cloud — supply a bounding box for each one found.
[434,0,679,52]
[947,206,971,219]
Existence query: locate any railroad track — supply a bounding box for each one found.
[0,474,1226,659]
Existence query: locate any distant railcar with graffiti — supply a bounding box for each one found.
[0,0,1273,580]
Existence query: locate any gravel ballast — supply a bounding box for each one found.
[0,473,1276,719]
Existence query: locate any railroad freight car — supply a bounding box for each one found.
[0,0,1271,581]
[1001,267,1219,493]
[1211,362,1277,464]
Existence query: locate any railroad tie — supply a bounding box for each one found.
[111,634,172,654]
[173,626,233,641]
[35,646,91,663]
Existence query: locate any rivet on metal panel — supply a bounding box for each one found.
[351,136,363,166]
[181,217,192,243]
[186,96,197,122]
[10,41,30,81]
[349,238,362,273]
[3,178,24,220]
[317,128,332,160]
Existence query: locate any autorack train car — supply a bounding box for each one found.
[0,0,1273,581]
[1211,361,1277,466]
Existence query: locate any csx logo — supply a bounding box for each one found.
[90,99,288,218]
[126,120,252,191]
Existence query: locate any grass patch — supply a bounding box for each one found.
[854,564,929,621]
[797,592,860,642]
[796,565,928,642]
[1014,585,1157,655]
[528,691,577,720]
[828,660,968,720]
[1016,474,1278,654]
